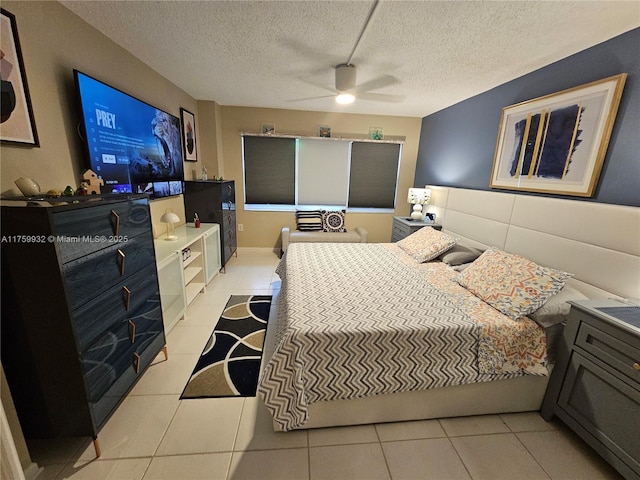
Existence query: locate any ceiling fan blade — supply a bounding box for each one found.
[288,95,336,103]
[297,76,336,94]
[353,74,399,94]
[356,92,405,103]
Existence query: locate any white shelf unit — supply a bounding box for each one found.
[154,223,221,332]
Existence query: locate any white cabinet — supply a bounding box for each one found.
[156,251,187,334]
[154,224,221,332]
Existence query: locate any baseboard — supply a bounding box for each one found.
[236,247,280,256]
[23,463,43,480]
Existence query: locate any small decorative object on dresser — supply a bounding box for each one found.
[391,216,441,242]
[541,299,640,480]
[14,176,40,196]
[82,169,104,194]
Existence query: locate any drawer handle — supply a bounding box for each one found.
[111,210,120,236]
[634,362,640,371]
[133,352,141,373]
[123,286,131,311]
[118,249,126,276]
[128,319,136,343]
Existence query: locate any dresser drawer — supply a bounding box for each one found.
[53,199,151,263]
[63,233,155,310]
[72,266,160,351]
[575,321,640,385]
[82,314,164,403]
[89,331,165,429]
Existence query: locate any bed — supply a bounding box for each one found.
[258,186,640,431]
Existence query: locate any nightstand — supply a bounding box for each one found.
[541,299,640,480]
[391,216,442,242]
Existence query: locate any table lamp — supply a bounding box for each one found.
[160,208,180,240]
[407,188,431,220]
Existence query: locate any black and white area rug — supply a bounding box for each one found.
[180,295,271,399]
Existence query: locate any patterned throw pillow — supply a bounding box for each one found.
[397,227,456,263]
[456,247,573,320]
[321,210,347,233]
[296,210,323,231]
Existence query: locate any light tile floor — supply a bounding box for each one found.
[28,249,623,480]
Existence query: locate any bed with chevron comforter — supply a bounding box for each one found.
[258,242,548,431]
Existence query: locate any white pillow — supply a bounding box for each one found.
[528,285,588,328]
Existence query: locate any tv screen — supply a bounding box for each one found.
[74,70,184,198]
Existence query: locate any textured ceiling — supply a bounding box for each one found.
[60,0,639,118]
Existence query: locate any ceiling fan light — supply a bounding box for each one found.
[336,93,355,104]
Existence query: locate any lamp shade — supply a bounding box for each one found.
[407,188,430,205]
[407,188,431,220]
[160,209,180,240]
[160,211,180,224]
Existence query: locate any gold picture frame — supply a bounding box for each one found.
[490,74,626,197]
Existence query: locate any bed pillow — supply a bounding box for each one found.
[397,227,456,263]
[456,247,573,320]
[438,244,484,266]
[528,285,588,328]
[296,210,323,232]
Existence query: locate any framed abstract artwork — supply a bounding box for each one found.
[490,74,626,197]
[180,108,197,162]
[1,9,39,146]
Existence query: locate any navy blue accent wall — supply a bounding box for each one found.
[414,28,639,207]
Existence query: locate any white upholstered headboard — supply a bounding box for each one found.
[424,186,640,300]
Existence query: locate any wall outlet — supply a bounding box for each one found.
[238,224,244,232]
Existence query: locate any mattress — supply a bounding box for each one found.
[258,242,548,431]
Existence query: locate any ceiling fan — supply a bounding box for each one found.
[295,1,404,105]
[332,63,403,104]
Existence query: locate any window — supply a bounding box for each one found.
[349,142,401,208]
[243,136,295,204]
[242,134,402,211]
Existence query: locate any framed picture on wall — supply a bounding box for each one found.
[318,125,331,137]
[180,108,197,162]
[261,122,275,135]
[490,74,626,197]
[0,8,39,146]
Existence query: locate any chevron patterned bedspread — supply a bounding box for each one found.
[258,243,547,431]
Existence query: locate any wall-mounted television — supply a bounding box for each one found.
[74,70,184,199]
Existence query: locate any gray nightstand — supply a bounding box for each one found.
[541,299,640,480]
[391,216,442,242]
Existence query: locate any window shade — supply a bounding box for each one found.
[243,136,295,204]
[298,139,350,206]
[348,142,401,208]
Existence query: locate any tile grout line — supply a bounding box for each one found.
[373,423,394,480]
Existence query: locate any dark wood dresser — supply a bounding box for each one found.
[183,180,237,268]
[1,194,167,457]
